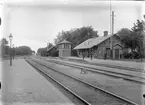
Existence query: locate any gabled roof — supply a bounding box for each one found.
[74,34,119,50]
[46,45,56,52]
[58,40,71,45]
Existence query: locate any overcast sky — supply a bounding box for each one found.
[0,0,144,52]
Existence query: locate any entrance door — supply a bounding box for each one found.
[106,48,111,59]
[115,49,119,59]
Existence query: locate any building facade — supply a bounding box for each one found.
[74,32,124,59]
[58,40,71,57]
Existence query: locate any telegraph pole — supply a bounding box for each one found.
[110,0,112,35]
[110,0,112,59]
[112,11,115,36]
[110,11,115,59]
[110,0,115,59]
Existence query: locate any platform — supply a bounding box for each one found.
[0,58,74,105]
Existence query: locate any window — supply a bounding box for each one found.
[64,44,66,48]
[62,44,64,48]
[64,44,70,49]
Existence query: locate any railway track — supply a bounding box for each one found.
[26,58,138,105]
[58,57,144,73]
[42,58,145,84]
[26,59,90,105]
[40,56,145,73]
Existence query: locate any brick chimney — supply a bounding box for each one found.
[104,31,108,36]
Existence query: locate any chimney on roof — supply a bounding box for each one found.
[104,31,108,36]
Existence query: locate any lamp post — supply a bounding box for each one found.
[12,44,15,60]
[9,34,13,66]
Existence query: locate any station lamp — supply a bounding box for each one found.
[9,34,13,66]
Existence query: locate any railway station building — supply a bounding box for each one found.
[74,31,124,59]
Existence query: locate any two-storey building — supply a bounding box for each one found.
[58,40,71,57]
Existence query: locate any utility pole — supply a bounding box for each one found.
[110,11,115,59]
[109,0,115,59]
[110,0,112,35]
[109,0,112,59]
[112,11,115,36]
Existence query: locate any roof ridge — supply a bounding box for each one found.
[74,34,117,50]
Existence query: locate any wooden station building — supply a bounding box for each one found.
[74,31,124,59]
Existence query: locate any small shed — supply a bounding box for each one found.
[58,40,71,57]
[46,46,57,56]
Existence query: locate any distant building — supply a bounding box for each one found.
[46,45,57,56]
[45,40,72,57]
[58,40,71,57]
[74,31,124,59]
[40,50,47,56]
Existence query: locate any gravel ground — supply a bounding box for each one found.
[65,57,145,70]
[46,60,145,83]
[50,58,145,79]
[33,57,145,105]
[29,59,133,105]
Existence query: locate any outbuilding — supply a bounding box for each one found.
[46,45,57,56]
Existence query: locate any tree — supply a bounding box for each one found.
[54,26,98,56]
[1,38,8,45]
[117,18,145,58]
[47,43,53,50]
[37,43,54,56]
[117,28,140,52]
[131,19,145,58]
[132,19,144,32]
[37,48,46,55]
[117,28,132,48]
[15,46,32,55]
[0,38,9,57]
[32,50,35,54]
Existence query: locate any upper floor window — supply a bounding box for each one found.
[64,44,70,49]
[59,44,64,49]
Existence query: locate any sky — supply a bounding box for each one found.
[0,0,144,52]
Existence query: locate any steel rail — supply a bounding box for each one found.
[58,57,144,73]
[26,59,91,105]
[44,59,145,84]
[30,59,138,105]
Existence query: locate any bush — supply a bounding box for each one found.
[123,51,140,59]
[123,52,130,59]
[131,51,140,59]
